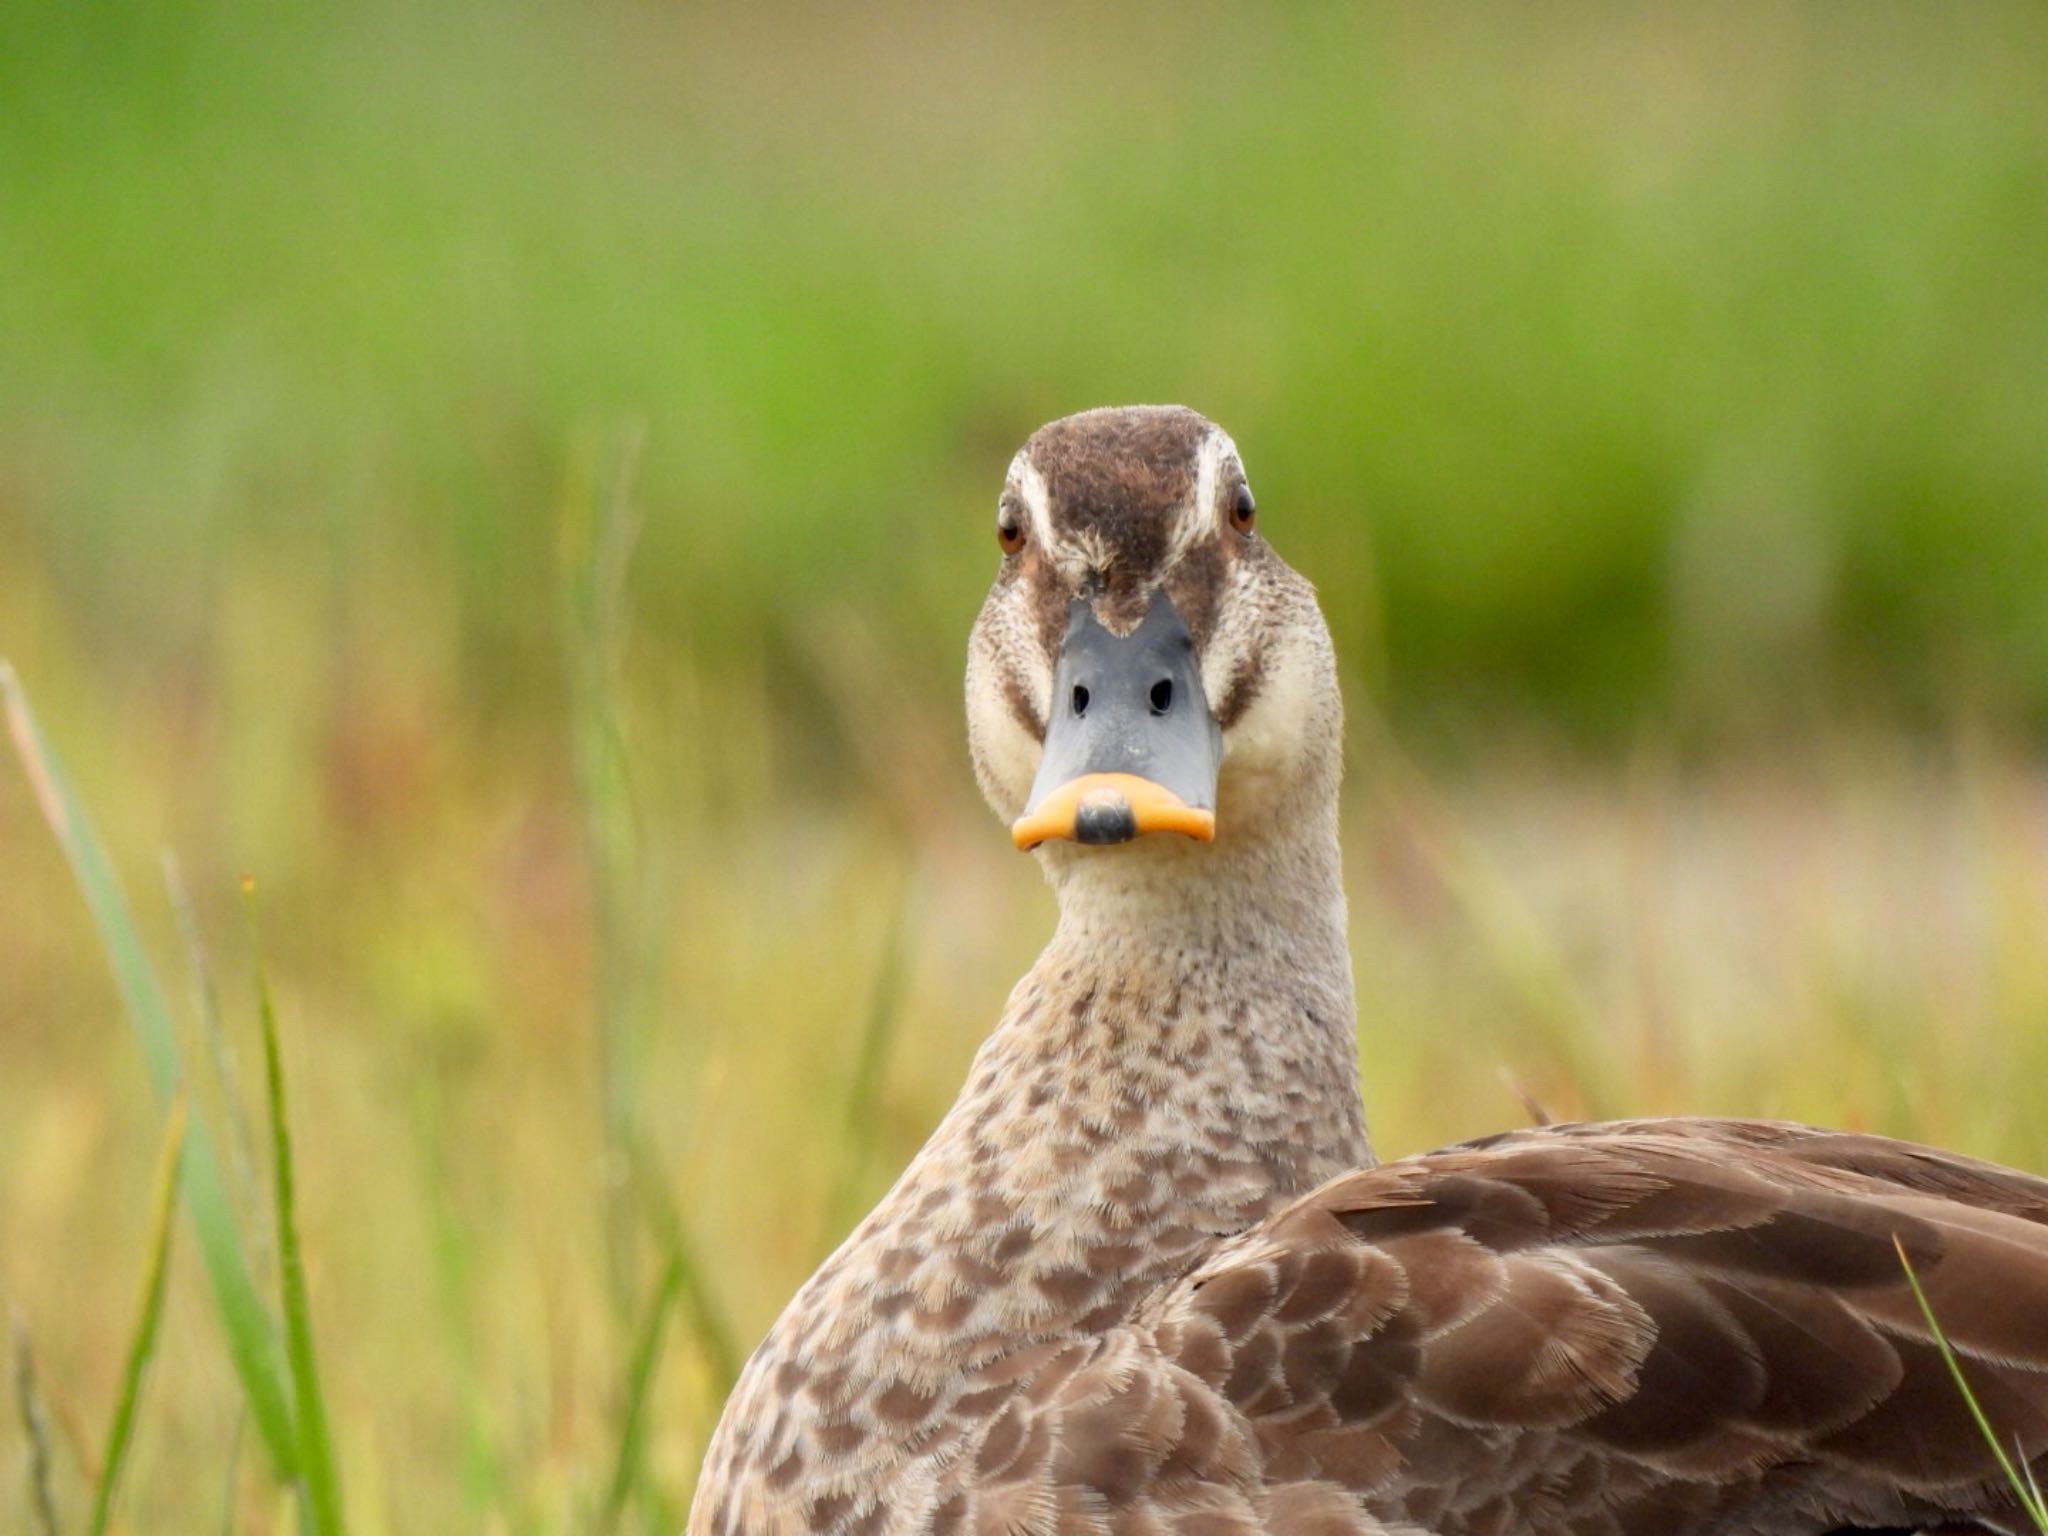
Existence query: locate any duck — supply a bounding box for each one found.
[687,405,2048,1536]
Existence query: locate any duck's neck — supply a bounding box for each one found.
[806,809,1369,1357]
[693,812,1371,1526]
[1042,797,1359,1026]
[1017,800,1372,1220]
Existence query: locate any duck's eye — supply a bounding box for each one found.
[997,512,1026,556]
[1230,483,1257,534]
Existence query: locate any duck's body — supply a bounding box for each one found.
[689,408,2048,1536]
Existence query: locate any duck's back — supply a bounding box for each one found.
[910,1118,2048,1536]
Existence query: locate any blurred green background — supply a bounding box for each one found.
[9,0,2048,741]
[5,2,2048,1531]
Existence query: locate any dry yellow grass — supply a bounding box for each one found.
[5,611,2047,1529]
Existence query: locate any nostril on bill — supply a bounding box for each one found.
[1148,679,1173,716]
[1072,684,1090,718]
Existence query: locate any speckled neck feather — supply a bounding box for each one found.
[695,809,1368,1529]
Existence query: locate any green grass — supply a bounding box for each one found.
[5,4,2048,1525]
[165,851,264,1244]
[565,430,736,1533]
[247,882,348,1536]
[4,3,2048,743]
[5,665,358,1527]
[595,1250,683,1536]
[1,664,300,1480]
[1896,1238,2048,1532]
[826,879,914,1241]
[563,423,661,1317]
[13,638,2048,1525]
[87,1092,187,1536]
[11,1312,62,1536]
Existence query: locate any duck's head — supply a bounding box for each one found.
[967,406,1342,868]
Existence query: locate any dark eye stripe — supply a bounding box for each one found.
[1001,669,1047,743]
[1214,652,1267,731]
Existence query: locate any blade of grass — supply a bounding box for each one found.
[245,879,348,1536]
[87,1091,189,1536]
[1895,1236,2048,1532]
[408,1074,512,1523]
[46,1385,100,1492]
[216,1412,246,1536]
[1354,707,1616,1116]
[593,1249,682,1536]
[12,1308,63,1536]
[1,663,298,1477]
[628,1148,740,1405]
[164,850,264,1241]
[561,424,656,1319]
[1497,1067,1555,1127]
[560,429,738,1505]
[825,880,912,1240]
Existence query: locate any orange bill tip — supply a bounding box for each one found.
[1010,772,1217,851]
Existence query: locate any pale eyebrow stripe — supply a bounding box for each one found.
[1010,452,1056,552]
[1168,428,1230,565]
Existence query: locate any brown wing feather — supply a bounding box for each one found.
[938,1118,2048,1536]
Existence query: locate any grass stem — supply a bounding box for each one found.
[87,1091,189,1536]
[164,850,264,1246]
[246,880,349,1536]
[1895,1236,2048,1533]
[595,1250,683,1536]
[629,1148,741,1405]
[2,663,298,1478]
[12,1308,63,1536]
[561,425,655,1319]
[826,880,912,1240]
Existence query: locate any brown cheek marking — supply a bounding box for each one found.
[1164,542,1226,650]
[1210,539,1292,729]
[1215,650,1267,732]
[1001,668,1046,743]
[1026,556,1069,666]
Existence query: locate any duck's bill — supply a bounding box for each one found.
[1011,772,1216,850]
[1010,590,1222,852]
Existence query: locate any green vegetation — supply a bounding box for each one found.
[87,1093,186,1536]
[248,884,347,1536]
[596,1250,684,1536]
[11,1313,62,1536]
[1897,1239,2048,1533]
[5,2,2048,740]
[3,1,2048,1527]
[2,667,300,1480]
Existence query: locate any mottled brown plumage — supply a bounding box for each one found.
[688,408,2048,1536]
